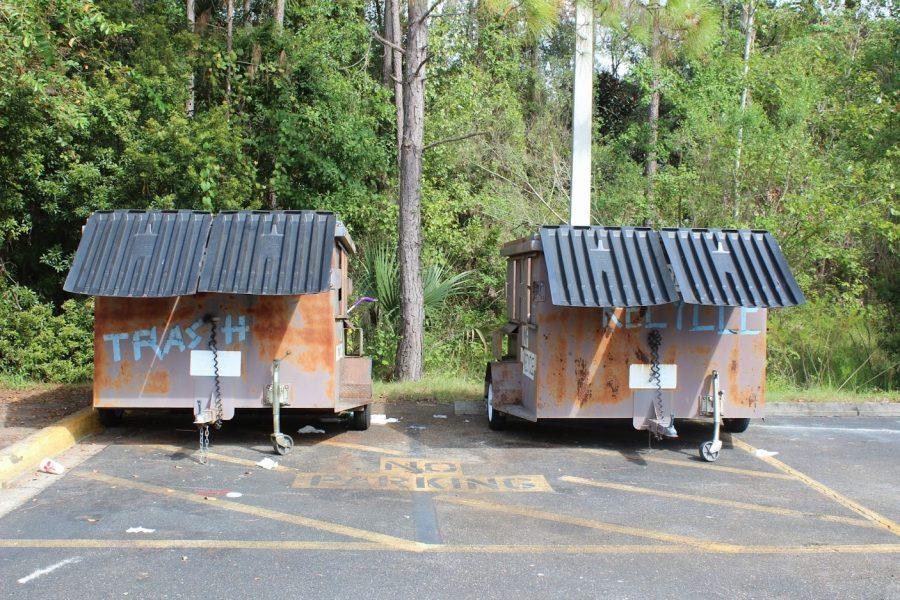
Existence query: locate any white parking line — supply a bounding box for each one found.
[17,557,82,584]
[757,425,900,435]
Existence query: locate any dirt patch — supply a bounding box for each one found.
[0,384,92,449]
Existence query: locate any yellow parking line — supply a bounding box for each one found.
[560,476,875,529]
[580,447,794,480]
[433,495,743,552]
[142,444,297,472]
[3,539,898,554]
[319,440,406,456]
[732,437,900,537]
[76,471,422,552]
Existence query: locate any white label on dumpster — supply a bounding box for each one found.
[190,350,242,377]
[522,349,536,380]
[629,364,677,389]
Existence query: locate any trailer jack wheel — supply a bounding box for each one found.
[700,370,724,462]
[272,433,294,456]
[699,440,721,462]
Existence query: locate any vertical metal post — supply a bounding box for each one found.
[570,0,594,227]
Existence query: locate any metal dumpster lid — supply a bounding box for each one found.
[539,226,678,308]
[65,209,348,298]
[659,228,805,308]
[532,225,804,309]
[199,211,336,295]
[63,210,212,298]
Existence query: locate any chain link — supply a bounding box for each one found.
[198,424,210,465]
[196,316,223,464]
[648,329,665,423]
[209,318,224,429]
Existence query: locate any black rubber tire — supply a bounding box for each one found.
[349,404,371,431]
[485,369,507,431]
[97,408,124,427]
[722,418,751,433]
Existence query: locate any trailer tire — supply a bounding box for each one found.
[722,418,751,433]
[486,380,507,431]
[97,408,124,427]
[349,404,371,431]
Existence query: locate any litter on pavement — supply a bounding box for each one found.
[125,527,156,534]
[37,459,65,475]
[297,425,325,434]
[754,449,779,458]
[371,414,399,425]
[256,458,278,470]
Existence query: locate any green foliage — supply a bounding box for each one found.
[0,281,93,382]
[354,243,476,378]
[0,0,895,391]
[768,300,896,392]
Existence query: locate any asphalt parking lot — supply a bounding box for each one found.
[1,405,897,599]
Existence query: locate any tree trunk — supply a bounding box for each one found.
[186,0,196,116]
[382,0,394,86]
[732,0,755,220]
[243,0,251,27]
[391,0,403,159]
[645,5,661,203]
[274,0,285,29]
[395,0,427,381]
[226,0,234,101]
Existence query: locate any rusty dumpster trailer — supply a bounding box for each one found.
[486,225,804,461]
[64,209,372,455]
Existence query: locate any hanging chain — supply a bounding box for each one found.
[209,317,224,429]
[197,316,223,464]
[198,424,210,465]
[648,329,664,423]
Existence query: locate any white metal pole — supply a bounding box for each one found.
[570,0,594,227]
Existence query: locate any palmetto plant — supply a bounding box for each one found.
[358,243,474,328]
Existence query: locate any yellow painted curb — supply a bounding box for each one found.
[0,407,103,488]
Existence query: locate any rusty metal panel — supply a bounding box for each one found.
[539,226,677,308]
[64,210,212,298]
[338,356,372,410]
[93,292,340,417]
[660,228,805,307]
[532,299,766,420]
[489,362,522,408]
[199,210,336,295]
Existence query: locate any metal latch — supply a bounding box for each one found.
[264,383,291,406]
[194,408,217,425]
[700,394,725,417]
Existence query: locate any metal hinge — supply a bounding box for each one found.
[264,384,291,406]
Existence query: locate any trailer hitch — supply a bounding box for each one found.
[268,351,294,456]
[699,370,724,462]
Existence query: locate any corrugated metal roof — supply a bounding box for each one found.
[660,228,805,308]
[539,226,679,308]
[198,210,336,295]
[64,210,211,297]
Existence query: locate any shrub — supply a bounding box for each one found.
[0,283,93,383]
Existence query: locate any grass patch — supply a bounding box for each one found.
[0,373,52,390]
[767,386,899,404]
[374,374,482,404]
